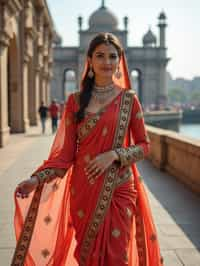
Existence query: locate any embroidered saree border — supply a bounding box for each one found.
[135,208,147,266]
[11,184,44,266]
[79,91,135,265]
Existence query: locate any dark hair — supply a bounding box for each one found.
[75,32,123,123]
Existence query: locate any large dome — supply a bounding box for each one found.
[89,6,118,31]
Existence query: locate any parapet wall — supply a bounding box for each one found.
[147,125,200,194]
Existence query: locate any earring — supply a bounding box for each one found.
[115,66,122,79]
[88,65,94,78]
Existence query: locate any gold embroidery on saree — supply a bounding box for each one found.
[136,111,143,119]
[77,209,85,219]
[11,184,44,266]
[112,228,121,238]
[41,248,50,258]
[77,114,101,143]
[84,154,91,163]
[126,207,132,218]
[79,91,135,265]
[70,186,75,196]
[44,214,52,225]
[135,209,147,266]
[115,167,132,187]
[102,126,108,136]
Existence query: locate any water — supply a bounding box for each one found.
[179,124,200,140]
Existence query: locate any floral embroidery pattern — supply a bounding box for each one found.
[79,91,135,265]
[126,207,132,218]
[150,233,157,242]
[84,154,91,163]
[112,228,121,238]
[44,215,52,225]
[41,249,50,258]
[136,111,144,119]
[77,209,85,219]
[102,126,108,136]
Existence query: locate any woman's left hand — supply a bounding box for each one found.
[85,151,119,184]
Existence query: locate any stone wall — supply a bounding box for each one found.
[147,125,200,194]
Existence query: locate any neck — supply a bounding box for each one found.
[94,77,113,88]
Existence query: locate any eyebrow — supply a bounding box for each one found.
[95,51,118,55]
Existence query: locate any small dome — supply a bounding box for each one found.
[89,6,118,31]
[143,28,157,46]
[158,11,167,20]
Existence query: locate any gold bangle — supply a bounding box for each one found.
[34,168,56,184]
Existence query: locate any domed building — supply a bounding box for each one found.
[52,1,169,108]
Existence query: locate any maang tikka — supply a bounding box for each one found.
[115,66,122,79]
[88,65,94,78]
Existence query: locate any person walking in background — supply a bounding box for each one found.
[38,101,48,134]
[48,99,59,133]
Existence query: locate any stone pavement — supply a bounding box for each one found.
[0,123,200,265]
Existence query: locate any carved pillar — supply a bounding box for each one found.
[0,40,10,146]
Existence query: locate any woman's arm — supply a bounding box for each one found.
[115,94,150,167]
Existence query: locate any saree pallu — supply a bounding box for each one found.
[12,91,163,266]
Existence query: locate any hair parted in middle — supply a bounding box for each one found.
[75,32,123,123]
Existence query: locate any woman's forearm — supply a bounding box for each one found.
[32,168,67,184]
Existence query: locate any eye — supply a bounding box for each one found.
[110,54,118,59]
[96,54,104,58]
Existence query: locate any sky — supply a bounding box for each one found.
[47,0,200,80]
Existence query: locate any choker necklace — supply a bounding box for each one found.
[92,83,115,104]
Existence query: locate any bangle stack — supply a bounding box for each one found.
[32,168,56,185]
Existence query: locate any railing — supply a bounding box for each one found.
[147,125,200,194]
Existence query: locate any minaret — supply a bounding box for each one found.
[78,16,83,31]
[101,0,105,8]
[158,11,167,48]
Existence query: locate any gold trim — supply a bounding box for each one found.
[115,167,132,187]
[11,184,44,266]
[78,114,101,143]
[115,145,144,167]
[79,91,135,265]
[135,209,147,266]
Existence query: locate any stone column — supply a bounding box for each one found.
[0,41,10,147]
[22,54,30,131]
[158,62,168,108]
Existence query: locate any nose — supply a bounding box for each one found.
[104,57,111,64]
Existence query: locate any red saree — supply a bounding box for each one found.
[12,52,163,266]
[12,90,163,266]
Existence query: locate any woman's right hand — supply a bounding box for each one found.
[16,176,39,198]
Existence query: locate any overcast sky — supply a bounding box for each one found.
[47,0,200,80]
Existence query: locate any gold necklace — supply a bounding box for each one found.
[92,83,115,104]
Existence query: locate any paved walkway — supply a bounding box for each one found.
[0,123,200,265]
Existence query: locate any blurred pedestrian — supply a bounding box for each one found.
[48,99,59,133]
[38,101,48,134]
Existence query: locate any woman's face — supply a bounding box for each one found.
[89,43,120,81]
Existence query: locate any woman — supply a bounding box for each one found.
[12,33,163,266]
